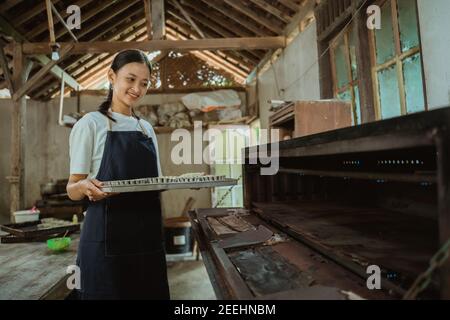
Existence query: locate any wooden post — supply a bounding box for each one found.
[45,0,56,43]
[7,42,26,221]
[151,0,166,40]
[434,129,450,299]
[143,0,152,40]
[354,0,375,123]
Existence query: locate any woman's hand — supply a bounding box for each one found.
[80,179,108,202]
[67,174,119,201]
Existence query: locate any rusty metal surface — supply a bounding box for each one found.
[252,201,437,293]
[228,246,315,296]
[190,208,393,299]
[217,225,273,249]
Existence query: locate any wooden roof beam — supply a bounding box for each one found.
[166,5,262,65]
[195,0,270,36]
[278,0,303,12]
[166,19,254,70]
[165,29,248,80]
[0,1,18,13]
[14,0,62,27]
[66,19,147,75]
[25,0,105,39]
[61,13,146,73]
[12,43,74,101]
[0,15,81,90]
[45,0,56,44]
[166,5,263,63]
[82,28,249,89]
[50,0,78,42]
[71,0,141,41]
[21,37,285,55]
[170,0,206,39]
[223,0,283,34]
[248,0,293,23]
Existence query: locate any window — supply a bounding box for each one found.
[209,125,249,208]
[330,23,362,124]
[370,0,425,119]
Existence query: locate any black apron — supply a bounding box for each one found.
[76,113,170,300]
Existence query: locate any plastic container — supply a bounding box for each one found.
[13,209,40,223]
[47,237,71,252]
[164,217,192,254]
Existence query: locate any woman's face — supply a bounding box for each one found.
[109,62,150,107]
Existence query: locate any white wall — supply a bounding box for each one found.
[258,21,321,129]
[418,0,450,109]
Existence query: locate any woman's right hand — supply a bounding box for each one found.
[80,179,108,202]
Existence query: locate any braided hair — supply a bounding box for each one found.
[98,49,152,122]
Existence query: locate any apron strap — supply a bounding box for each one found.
[105,108,150,138]
[106,114,112,131]
[136,118,150,138]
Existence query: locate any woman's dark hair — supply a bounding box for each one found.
[98,49,152,121]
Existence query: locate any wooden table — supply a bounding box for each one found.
[0,231,79,300]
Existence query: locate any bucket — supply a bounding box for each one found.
[164,217,192,254]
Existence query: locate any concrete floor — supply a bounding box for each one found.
[167,259,217,300]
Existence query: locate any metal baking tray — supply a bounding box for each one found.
[101,178,238,193]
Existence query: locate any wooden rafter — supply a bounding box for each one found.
[283,0,316,36]
[223,0,283,34]
[0,14,81,90]
[165,28,248,78]
[196,0,270,36]
[166,6,261,65]
[70,0,141,41]
[166,19,253,70]
[66,19,147,75]
[12,43,74,101]
[181,0,253,38]
[248,0,293,23]
[80,29,249,89]
[26,0,103,40]
[166,4,263,63]
[278,0,302,12]
[14,0,61,27]
[45,0,56,43]
[56,11,146,76]
[0,0,17,13]
[50,1,78,42]
[247,0,316,81]
[171,0,206,38]
[21,37,285,55]
[41,20,149,97]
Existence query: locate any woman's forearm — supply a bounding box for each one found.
[67,180,87,201]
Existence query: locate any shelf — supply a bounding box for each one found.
[278,167,437,183]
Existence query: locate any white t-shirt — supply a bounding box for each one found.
[69,110,162,179]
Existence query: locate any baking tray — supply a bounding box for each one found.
[101,178,238,193]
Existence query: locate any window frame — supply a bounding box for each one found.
[330,22,361,124]
[368,0,427,119]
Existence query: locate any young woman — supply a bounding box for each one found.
[67,49,170,300]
